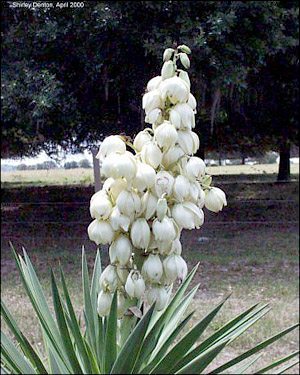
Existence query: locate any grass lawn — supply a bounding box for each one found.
[1,163,299,188]
[1,171,299,373]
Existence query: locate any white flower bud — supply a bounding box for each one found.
[160,76,189,104]
[142,254,163,283]
[96,135,126,160]
[141,191,158,220]
[130,218,150,249]
[173,175,190,202]
[179,71,190,88]
[142,89,163,114]
[172,202,204,229]
[187,93,197,111]
[88,219,114,245]
[141,142,163,169]
[155,171,174,197]
[197,188,206,209]
[161,61,175,79]
[162,146,185,168]
[152,217,177,242]
[163,254,188,283]
[146,108,163,125]
[156,197,168,220]
[204,187,227,213]
[185,157,206,181]
[103,178,127,201]
[146,286,168,311]
[116,189,141,216]
[178,44,191,54]
[97,290,113,317]
[147,76,163,91]
[154,121,178,149]
[163,48,174,62]
[177,130,199,155]
[109,206,132,232]
[125,270,146,298]
[99,265,118,292]
[133,130,152,152]
[170,103,195,130]
[133,162,156,192]
[102,151,137,181]
[109,235,132,266]
[179,52,190,69]
[90,192,112,220]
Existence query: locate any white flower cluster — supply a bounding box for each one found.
[88,45,227,317]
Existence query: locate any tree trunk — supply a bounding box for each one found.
[92,148,101,192]
[277,142,290,181]
[241,156,246,165]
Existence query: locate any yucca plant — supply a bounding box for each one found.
[1,244,299,374]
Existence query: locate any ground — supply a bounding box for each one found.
[1,165,299,373]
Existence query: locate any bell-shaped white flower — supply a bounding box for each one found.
[204,187,227,213]
[154,121,178,149]
[140,191,158,220]
[109,235,132,266]
[170,238,182,255]
[172,202,204,229]
[102,151,137,181]
[88,219,114,245]
[163,254,188,283]
[173,175,191,202]
[157,240,173,256]
[187,93,197,111]
[156,197,168,221]
[97,291,113,317]
[188,180,201,203]
[197,188,206,209]
[163,48,174,62]
[177,130,199,155]
[96,135,126,160]
[152,217,177,242]
[146,108,163,126]
[141,142,162,169]
[162,146,185,168]
[117,293,126,318]
[133,162,156,192]
[90,192,112,220]
[99,265,117,292]
[142,254,163,283]
[116,264,130,284]
[185,157,206,181]
[170,103,195,130]
[161,61,175,79]
[116,189,141,216]
[179,70,190,88]
[133,130,152,152]
[155,171,174,197]
[147,76,163,91]
[146,286,168,311]
[130,218,150,249]
[142,89,163,114]
[160,76,189,104]
[125,270,146,298]
[103,178,127,201]
[109,206,132,232]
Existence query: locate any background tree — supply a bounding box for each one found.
[1,1,298,179]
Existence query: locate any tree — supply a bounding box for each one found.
[1,1,298,180]
[64,161,79,169]
[78,159,91,169]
